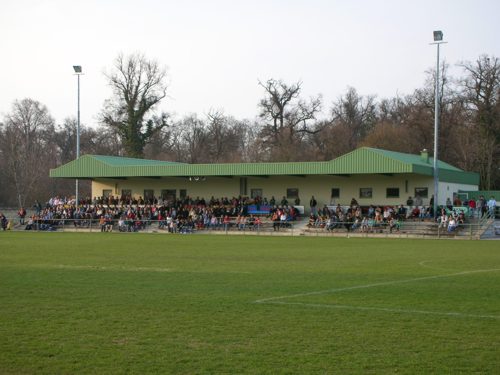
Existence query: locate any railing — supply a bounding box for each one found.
[16,218,301,236]
[5,213,497,239]
[303,219,489,240]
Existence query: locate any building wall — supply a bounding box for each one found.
[92,173,474,210]
[438,182,478,204]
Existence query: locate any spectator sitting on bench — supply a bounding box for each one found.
[389,216,400,233]
[397,204,407,218]
[447,215,457,232]
[410,206,420,219]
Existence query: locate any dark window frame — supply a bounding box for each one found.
[359,187,373,199]
[161,189,177,202]
[331,188,340,198]
[286,188,299,199]
[415,187,429,198]
[386,187,400,198]
[143,189,155,201]
[251,188,263,199]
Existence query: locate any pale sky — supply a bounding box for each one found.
[1,0,499,128]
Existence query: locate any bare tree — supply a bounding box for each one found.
[310,119,354,160]
[205,110,250,162]
[176,114,209,163]
[359,121,412,152]
[0,99,55,207]
[258,79,322,160]
[144,126,175,161]
[330,87,377,150]
[101,53,169,158]
[459,55,500,189]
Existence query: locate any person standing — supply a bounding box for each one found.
[406,196,414,208]
[446,197,453,211]
[477,195,486,218]
[17,207,27,225]
[310,196,317,215]
[0,213,7,231]
[468,197,476,218]
[33,200,42,215]
[487,196,497,218]
[414,195,423,208]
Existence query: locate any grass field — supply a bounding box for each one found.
[0,232,499,374]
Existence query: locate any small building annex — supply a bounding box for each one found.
[50,147,479,212]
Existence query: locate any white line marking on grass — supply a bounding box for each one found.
[418,260,434,268]
[255,268,500,319]
[27,264,251,274]
[265,301,500,320]
[52,265,174,272]
[184,270,252,274]
[254,268,500,304]
[418,260,459,272]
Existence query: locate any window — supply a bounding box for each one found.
[415,187,428,198]
[144,189,155,202]
[121,189,132,199]
[359,188,372,199]
[331,188,340,198]
[286,188,299,199]
[161,189,176,202]
[102,189,112,198]
[251,189,263,199]
[386,188,400,198]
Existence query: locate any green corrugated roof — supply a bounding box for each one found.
[92,155,183,167]
[49,147,479,185]
[365,148,462,171]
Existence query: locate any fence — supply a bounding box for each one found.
[15,217,301,236]
[6,215,494,240]
[3,204,497,239]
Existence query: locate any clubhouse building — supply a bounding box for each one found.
[50,147,479,212]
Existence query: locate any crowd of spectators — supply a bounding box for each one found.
[2,192,495,234]
[306,200,408,233]
[305,195,485,234]
[20,194,301,232]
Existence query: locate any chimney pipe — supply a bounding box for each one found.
[421,149,429,163]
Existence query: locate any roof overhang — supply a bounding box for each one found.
[49,148,479,186]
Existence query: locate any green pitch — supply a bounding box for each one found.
[0,233,499,374]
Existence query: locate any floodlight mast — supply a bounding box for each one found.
[73,65,82,208]
[430,31,447,219]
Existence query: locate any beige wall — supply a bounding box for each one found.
[438,182,478,205]
[91,173,466,210]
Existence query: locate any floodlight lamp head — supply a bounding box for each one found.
[433,31,443,42]
[73,65,82,73]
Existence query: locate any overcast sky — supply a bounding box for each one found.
[1,0,499,128]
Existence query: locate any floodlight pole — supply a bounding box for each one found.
[431,32,446,219]
[73,66,82,208]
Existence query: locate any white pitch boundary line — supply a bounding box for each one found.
[418,260,444,270]
[19,264,252,274]
[265,301,500,320]
[418,260,459,272]
[254,268,500,304]
[53,264,174,272]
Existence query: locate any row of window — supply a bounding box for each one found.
[254,187,428,200]
[101,187,429,202]
[102,189,187,201]
[356,187,428,199]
